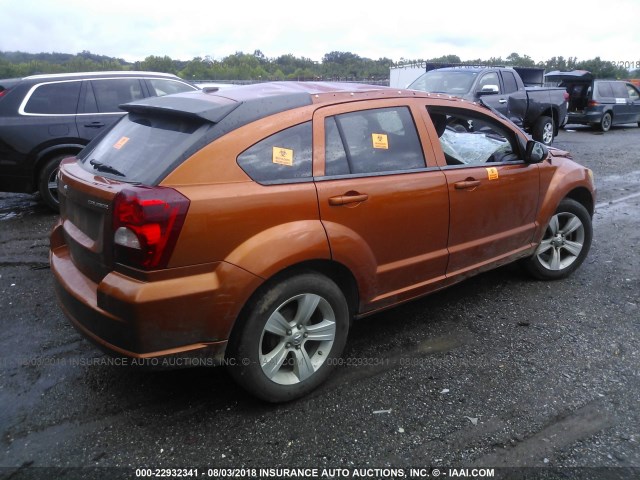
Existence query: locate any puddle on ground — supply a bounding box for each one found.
[0,193,51,221]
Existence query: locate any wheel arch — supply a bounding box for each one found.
[227,259,360,350]
[565,186,595,217]
[534,176,595,245]
[32,143,85,187]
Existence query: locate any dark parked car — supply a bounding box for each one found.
[50,82,595,402]
[545,70,640,131]
[0,71,197,209]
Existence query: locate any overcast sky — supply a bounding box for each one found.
[2,0,639,66]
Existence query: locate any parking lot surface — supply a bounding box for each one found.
[1,124,639,479]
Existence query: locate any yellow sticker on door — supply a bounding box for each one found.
[372,133,389,149]
[486,167,499,180]
[273,147,294,166]
[113,136,130,150]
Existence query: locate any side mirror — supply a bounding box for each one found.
[525,140,548,163]
[477,85,499,95]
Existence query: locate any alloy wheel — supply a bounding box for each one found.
[259,293,336,385]
[535,211,585,271]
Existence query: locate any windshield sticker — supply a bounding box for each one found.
[486,167,499,180]
[113,136,130,150]
[272,147,294,166]
[372,133,389,150]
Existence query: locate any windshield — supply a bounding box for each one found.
[78,112,211,185]
[409,71,478,95]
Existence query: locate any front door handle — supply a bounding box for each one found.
[84,121,105,128]
[498,98,507,104]
[328,192,369,206]
[454,180,481,190]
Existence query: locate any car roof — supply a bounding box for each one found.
[15,71,183,82]
[434,67,484,73]
[121,81,439,123]
[430,66,511,74]
[121,81,467,147]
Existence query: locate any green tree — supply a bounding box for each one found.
[506,52,536,67]
[140,55,176,74]
[576,57,627,78]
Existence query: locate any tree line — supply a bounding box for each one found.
[1,50,638,82]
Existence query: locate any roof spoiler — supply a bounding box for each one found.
[120,96,240,123]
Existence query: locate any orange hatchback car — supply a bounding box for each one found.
[50,82,595,402]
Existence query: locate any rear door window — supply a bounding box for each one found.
[87,79,145,113]
[501,71,518,94]
[596,82,614,98]
[237,122,313,184]
[23,81,81,114]
[324,106,425,176]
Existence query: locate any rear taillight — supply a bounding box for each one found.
[563,92,569,103]
[112,186,190,270]
[0,88,9,99]
[587,100,600,107]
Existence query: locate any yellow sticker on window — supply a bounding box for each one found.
[372,133,389,150]
[273,147,294,166]
[486,167,499,180]
[113,136,130,150]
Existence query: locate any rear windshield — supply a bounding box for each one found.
[78,112,211,185]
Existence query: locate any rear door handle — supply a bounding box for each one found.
[328,193,369,206]
[498,98,507,104]
[454,180,481,190]
[84,122,105,128]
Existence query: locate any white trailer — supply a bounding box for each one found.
[389,63,428,88]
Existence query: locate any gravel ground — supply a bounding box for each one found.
[0,124,638,480]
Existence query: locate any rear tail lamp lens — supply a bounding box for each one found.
[587,100,600,107]
[112,186,190,270]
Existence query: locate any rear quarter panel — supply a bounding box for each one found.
[161,105,331,278]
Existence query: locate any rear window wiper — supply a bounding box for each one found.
[89,159,125,177]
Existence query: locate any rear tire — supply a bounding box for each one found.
[533,115,554,145]
[226,273,349,402]
[599,112,612,132]
[524,198,592,280]
[38,154,69,212]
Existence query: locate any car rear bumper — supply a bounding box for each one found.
[50,229,263,363]
[567,110,605,125]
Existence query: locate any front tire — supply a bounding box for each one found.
[533,115,554,145]
[524,199,592,280]
[226,273,349,402]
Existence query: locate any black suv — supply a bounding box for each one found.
[0,71,198,210]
